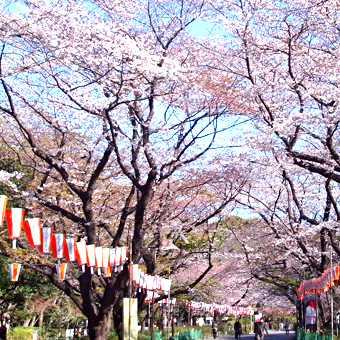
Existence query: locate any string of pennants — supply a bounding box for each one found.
[1,196,174,291]
[144,290,176,305]
[130,264,171,294]
[296,266,339,300]
[1,196,129,281]
[187,301,254,316]
[142,293,253,316]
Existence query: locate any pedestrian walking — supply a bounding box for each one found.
[284,320,290,335]
[234,319,242,340]
[254,318,268,340]
[212,322,218,339]
[0,322,7,340]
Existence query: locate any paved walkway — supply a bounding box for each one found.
[205,330,296,340]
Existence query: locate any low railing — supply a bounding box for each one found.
[152,329,202,340]
[296,329,332,340]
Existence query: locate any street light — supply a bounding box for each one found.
[147,233,179,340]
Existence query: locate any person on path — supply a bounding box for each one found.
[0,322,7,340]
[284,320,290,335]
[212,322,218,339]
[234,319,242,340]
[254,318,268,340]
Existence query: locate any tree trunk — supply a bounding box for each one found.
[88,312,112,340]
[113,301,124,340]
[23,319,31,327]
[141,319,145,331]
[38,306,46,328]
[29,316,38,327]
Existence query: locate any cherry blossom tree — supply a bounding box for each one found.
[204,0,340,324]
[0,0,246,339]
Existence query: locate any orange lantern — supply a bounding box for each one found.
[103,266,111,278]
[51,234,65,260]
[0,195,8,226]
[23,218,42,248]
[56,263,68,281]
[102,247,110,275]
[75,240,87,272]
[64,238,77,262]
[86,244,96,274]
[9,263,22,281]
[95,246,103,275]
[5,208,25,249]
[38,227,53,254]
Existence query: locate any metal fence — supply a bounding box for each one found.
[152,329,202,340]
[296,329,332,340]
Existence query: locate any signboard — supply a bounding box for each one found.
[123,298,138,340]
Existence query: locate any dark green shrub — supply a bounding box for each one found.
[108,329,119,340]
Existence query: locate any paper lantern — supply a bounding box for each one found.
[154,275,162,290]
[64,238,76,262]
[51,234,65,259]
[139,271,145,292]
[9,263,21,281]
[38,227,53,254]
[110,248,116,267]
[75,240,87,272]
[120,246,128,270]
[143,274,148,290]
[135,267,142,287]
[114,247,122,271]
[86,244,96,274]
[102,248,110,277]
[103,266,111,278]
[130,264,139,282]
[0,195,8,226]
[160,278,171,292]
[23,218,41,248]
[5,208,25,249]
[56,263,68,281]
[95,246,103,275]
[102,248,110,268]
[146,274,155,291]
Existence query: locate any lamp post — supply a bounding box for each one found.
[147,233,180,340]
[330,248,334,340]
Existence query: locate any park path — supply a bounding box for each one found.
[205,330,296,340]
